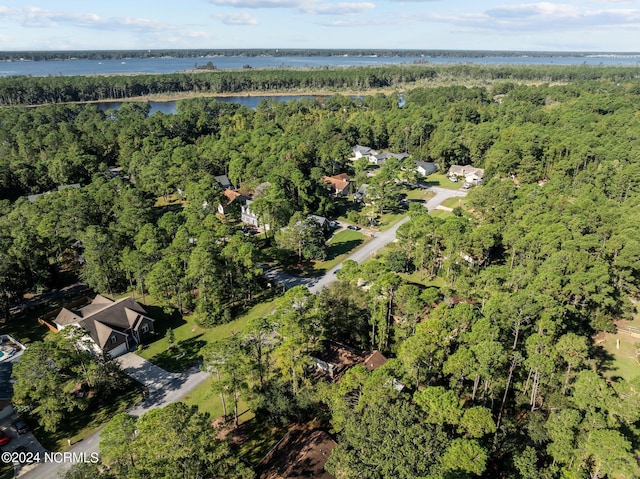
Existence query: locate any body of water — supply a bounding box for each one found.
[2,53,640,77]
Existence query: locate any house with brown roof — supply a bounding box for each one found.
[217,189,247,216]
[310,340,364,381]
[54,295,155,358]
[363,350,388,371]
[323,174,351,197]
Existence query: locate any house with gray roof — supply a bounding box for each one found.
[448,165,485,184]
[54,295,155,358]
[214,174,232,190]
[415,161,438,176]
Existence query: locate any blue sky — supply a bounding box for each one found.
[0,1,639,52]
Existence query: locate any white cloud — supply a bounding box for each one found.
[213,12,259,24]
[0,6,177,32]
[209,0,303,8]
[209,0,373,15]
[302,2,374,14]
[417,3,640,33]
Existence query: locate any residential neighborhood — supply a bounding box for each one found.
[2,69,639,479]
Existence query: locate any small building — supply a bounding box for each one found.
[310,340,364,381]
[217,189,247,216]
[54,295,155,358]
[363,350,388,371]
[214,174,232,190]
[352,144,376,160]
[369,151,410,166]
[415,161,438,176]
[354,184,368,203]
[323,174,351,196]
[308,214,331,232]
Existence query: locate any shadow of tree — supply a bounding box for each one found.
[326,238,364,261]
[148,334,207,372]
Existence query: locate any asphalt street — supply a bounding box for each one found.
[265,185,468,294]
[18,184,466,478]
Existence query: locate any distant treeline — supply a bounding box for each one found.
[0,48,635,62]
[1,64,640,106]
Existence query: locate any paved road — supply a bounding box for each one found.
[19,355,210,479]
[6,283,90,318]
[265,185,467,294]
[20,185,466,479]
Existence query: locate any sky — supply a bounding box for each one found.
[0,1,639,52]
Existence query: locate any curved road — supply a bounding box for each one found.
[19,185,466,478]
[265,185,467,294]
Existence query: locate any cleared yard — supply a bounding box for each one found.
[139,298,277,372]
[429,209,453,218]
[404,188,436,201]
[181,376,253,421]
[313,229,368,272]
[440,196,469,210]
[422,173,464,191]
[596,318,640,382]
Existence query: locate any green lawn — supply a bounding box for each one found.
[235,420,289,466]
[404,189,436,201]
[429,209,453,218]
[139,299,277,372]
[400,271,448,288]
[180,376,253,421]
[313,230,368,273]
[422,173,464,191]
[376,212,407,231]
[440,196,469,210]
[598,317,640,382]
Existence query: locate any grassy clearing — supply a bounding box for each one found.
[35,380,144,452]
[313,230,368,273]
[154,193,187,207]
[376,212,407,231]
[400,271,448,288]
[440,196,469,210]
[404,189,436,201]
[139,299,277,372]
[180,376,253,421]
[429,209,453,219]
[235,420,289,466]
[597,317,640,382]
[422,173,464,191]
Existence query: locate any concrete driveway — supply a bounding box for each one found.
[116,352,178,392]
[20,355,210,478]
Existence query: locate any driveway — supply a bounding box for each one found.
[20,355,210,479]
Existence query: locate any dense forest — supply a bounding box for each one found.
[3,65,640,478]
[2,63,640,106]
[0,48,614,62]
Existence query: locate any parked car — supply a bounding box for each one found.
[12,418,29,435]
[347,225,361,231]
[462,182,471,189]
[449,176,458,182]
[0,430,10,447]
